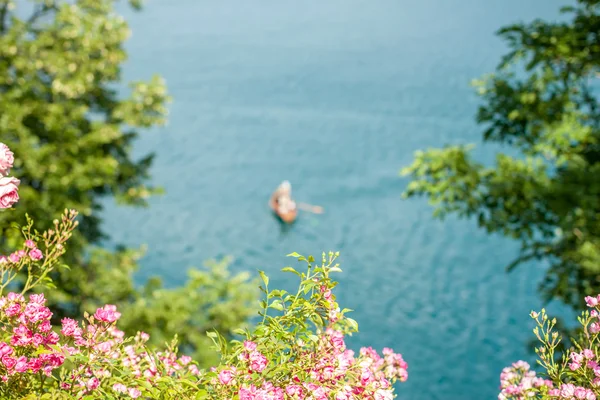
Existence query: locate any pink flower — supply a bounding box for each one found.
[218,369,235,385]
[561,383,576,398]
[178,355,192,365]
[38,320,51,333]
[584,349,595,359]
[0,177,19,209]
[29,293,45,305]
[243,340,257,351]
[8,252,20,263]
[29,248,43,261]
[249,350,268,373]
[96,341,113,353]
[2,355,16,370]
[32,334,44,347]
[571,353,584,367]
[61,318,81,337]
[586,296,599,307]
[0,143,14,176]
[24,240,35,249]
[591,323,600,334]
[5,303,21,317]
[327,329,346,352]
[575,387,588,399]
[27,357,42,373]
[14,356,27,373]
[113,383,127,393]
[0,256,6,264]
[0,343,13,357]
[374,389,394,400]
[44,331,59,345]
[128,388,141,398]
[286,384,303,397]
[86,377,100,390]
[94,304,121,323]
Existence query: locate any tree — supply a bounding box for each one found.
[0,0,257,365]
[402,0,600,310]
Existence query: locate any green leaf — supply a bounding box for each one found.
[281,266,299,276]
[269,300,284,311]
[259,270,269,287]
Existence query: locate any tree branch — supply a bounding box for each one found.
[0,1,9,34]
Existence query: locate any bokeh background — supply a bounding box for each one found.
[100,1,572,398]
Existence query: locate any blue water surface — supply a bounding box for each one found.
[104,1,572,398]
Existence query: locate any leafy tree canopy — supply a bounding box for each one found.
[402,0,600,309]
[0,0,257,365]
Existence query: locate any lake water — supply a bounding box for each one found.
[104,1,570,398]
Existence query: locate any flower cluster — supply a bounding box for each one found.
[204,252,408,400]
[499,294,600,399]
[0,143,18,209]
[0,289,202,398]
[211,335,407,400]
[498,361,554,400]
[0,293,65,381]
[0,239,44,267]
[0,146,408,399]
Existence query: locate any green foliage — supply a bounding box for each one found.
[0,1,256,366]
[402,0,600,309]
[117,257,258,366]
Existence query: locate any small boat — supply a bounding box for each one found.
[269,195,297,224]
[269,181,297,224]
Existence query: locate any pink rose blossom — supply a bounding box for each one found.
[113,383,127,393]
[286,384,303,397]
[584,349,595,359]
[243,340,257,351]
[0,143,14,176]
[249,350,268,373]
[27,357,42,373]
[44,331,59,345]
[561,383,576,397]
[5,303,21,317]
[575,387,588,399]
[94,304,121,323]
[8,252,20,263]
[128,388,141,398]
[2,355,16,370]
[586,296,599,307]
[14,356,28,373]
[29,248,43,261]
[86,377,100,390]
[178,355,192,365]
[375,389,394,400]
[0,343,13,357]
[0,177,19,209]
[61,318,81,337]
[218,369,235,385]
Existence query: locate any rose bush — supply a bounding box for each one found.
[498,295,600,400]
[0,142,409,399]
[0,144,18,209]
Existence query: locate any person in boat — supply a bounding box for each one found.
[272,180,296,214]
